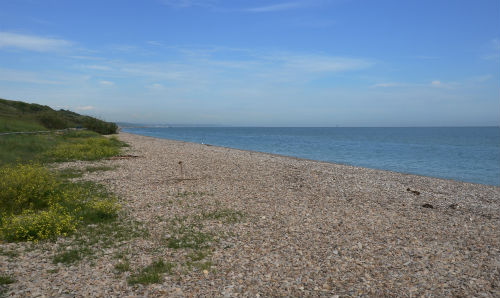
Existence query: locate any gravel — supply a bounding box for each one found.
[2,132,499,297]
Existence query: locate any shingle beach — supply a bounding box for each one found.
[2,132,499,297]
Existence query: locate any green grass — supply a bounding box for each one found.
[113,249,130,260]
[46,268,59,274]
[47,135,123,162]
[0,130,125,166]
[56,168,85,179]
[167,221,213,250]
[0,134,60,165]
[114,260,131,273]
[186,249,210,262]
[0,97,118,134]
[127,260,174,285]
[0,275,14,285]
[52,248,88,265]
[0,274,15,298]
[51,216,147,265]
[0,248,19,258]
[162,208,244,274]
[0,117,46,133]
[186,260,213,271]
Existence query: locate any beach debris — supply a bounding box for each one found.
[422,203,434,209]
[406,188,421,195]
[178,161,184,178]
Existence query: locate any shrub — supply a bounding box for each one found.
[0,163,121,242]
[82,117,117,135]
[36,111,71,129]
[0,205,77,242]
[48,137,121,161]
[82,198,121,222]
[0,164,59,215]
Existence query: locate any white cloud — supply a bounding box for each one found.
[430,80,457,89]
[0,32,72,52]
[371,82,406,88]
[99,80,115,86]
[150,83,165,89]
[76,105,95,111]
[82,64,112,71]
[246,1,305,12]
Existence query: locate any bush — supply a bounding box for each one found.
[82,117,117,135]
[36,111,71,129]
[81,197,120,222]
[48,137,121,161]
[0,205,77,242]
[0,163,121,242]
[0,164,59,215]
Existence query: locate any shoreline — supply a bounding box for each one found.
[2,131,499,297]
[122,130,499,188]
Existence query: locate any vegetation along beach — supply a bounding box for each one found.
[1,99,499,296]
[1,0,499,297]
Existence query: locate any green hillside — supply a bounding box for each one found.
[0,98,117,134]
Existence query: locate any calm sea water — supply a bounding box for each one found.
[122,127,500,186]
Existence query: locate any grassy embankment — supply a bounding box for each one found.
[0,98,245,291]
[0,98,144,293]
[0,98,117,134]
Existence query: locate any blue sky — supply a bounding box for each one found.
[0,0,499,126]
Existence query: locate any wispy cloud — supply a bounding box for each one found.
[72,47,374,89]
[81,64,112,71]
[70,55,105,61]
[0,32,72,52]
[468,74,492,83]
[430,80,442,86]
[371,80,457,89]
[160,0,321,13]
[371,82,408,88]
[99,80,115,86]
[0,68,62,84]
[278,54,373,73]
[430,80,457,89]
[245,1,305,12]
[147,41,163,46]
[160,0,217,8]
[481,38,500,61]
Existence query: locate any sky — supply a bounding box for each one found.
[0,0,499,126]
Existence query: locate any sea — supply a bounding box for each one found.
[121,127,500,186]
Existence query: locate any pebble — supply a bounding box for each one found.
[2,132,498,298]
